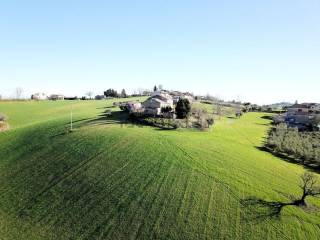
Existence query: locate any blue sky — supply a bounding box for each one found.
[0,0,319,104]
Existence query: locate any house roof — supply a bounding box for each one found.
[144,96,171,105]
[287,104,310,109]
[150,98,165,103]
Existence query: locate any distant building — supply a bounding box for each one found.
[286,104,311,116]
[49,94,64,100]
[31,93,47,100]
[283,103,320,130]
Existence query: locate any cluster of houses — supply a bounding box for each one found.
[31,93,66,100]
[121,90,194,117]
[31,93,105,101]
[274,103,320,130]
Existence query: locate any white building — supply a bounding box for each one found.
[310,103,320,113]
[31,93,48,100]
[143,92,174,116]
[49,94,64,100]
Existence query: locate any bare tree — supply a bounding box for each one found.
[15,87,23,99]
[295,172,320,206]
[86,91,94,99]
[234,96,242,118]
[206,93,213,101]
[137,88,144,96]
[214,96,223,119]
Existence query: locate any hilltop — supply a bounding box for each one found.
[0,99,319,239]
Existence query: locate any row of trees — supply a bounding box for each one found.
[104,89,127,98]
[267,124,320,168]
[105,85,164,98]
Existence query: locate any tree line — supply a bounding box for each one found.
[266,123,320,168]
[104,89,128,98]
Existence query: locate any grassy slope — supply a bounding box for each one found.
[0,100,319,240]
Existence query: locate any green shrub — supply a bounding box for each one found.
[175,99,191,119]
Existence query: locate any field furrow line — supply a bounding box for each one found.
[171,141,292,240]
[80,157,166,239]
[203,183,215,240]
[132,158,178,239]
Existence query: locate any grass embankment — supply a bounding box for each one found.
[0,99,319,239]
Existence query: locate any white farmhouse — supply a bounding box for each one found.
[31,93,48,100]
[143,92,174,116]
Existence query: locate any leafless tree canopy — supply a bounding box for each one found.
[15,87,23,99]
[86,91,94,99]
[300,172,320,196]
[296,172,320,205]
[215,99,222,119]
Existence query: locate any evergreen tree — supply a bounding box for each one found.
[175,99,191,119]
[104,89,118,98]
[120,89,127,98]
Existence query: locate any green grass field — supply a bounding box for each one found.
[0,99,319,239]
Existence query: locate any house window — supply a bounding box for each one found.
[298,109,302,112]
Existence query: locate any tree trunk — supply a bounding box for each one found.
[294,194,307,206]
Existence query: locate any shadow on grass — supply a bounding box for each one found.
[256,146,320,174]
[0,122,123,238]
[240,197,295,223]
[64,117,94,125]
[82,109,179,131]
[85,110,130,126]
[96,106,114,110]
[50,118,95,138]
[153,127,178,131]
[255,123,271,126]
[50,131,69,138]
[261,115,273,120]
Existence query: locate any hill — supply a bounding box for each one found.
[0,99,319,239]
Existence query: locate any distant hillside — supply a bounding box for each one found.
[265,102,292,109]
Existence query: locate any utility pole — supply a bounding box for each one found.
[70,106,73,132]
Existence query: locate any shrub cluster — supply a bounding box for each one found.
[129,115,178,130]
[0,113,8,131]
[267,124,320,167]
[0,113,7,122]
[191,105,214,130]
